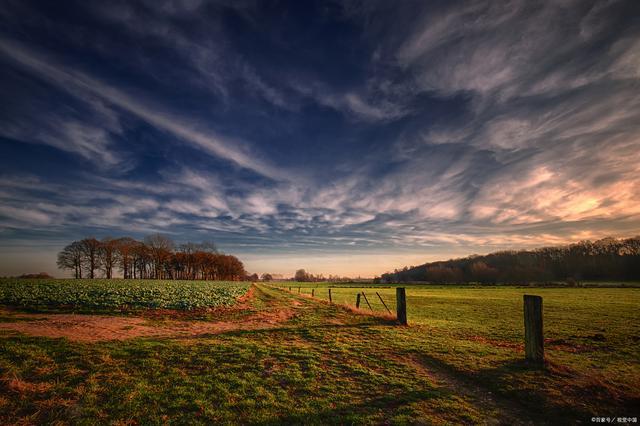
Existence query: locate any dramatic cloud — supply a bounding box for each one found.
[1,0,639,277]
[0,38,285,180]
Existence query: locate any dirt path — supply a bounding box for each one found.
[0,285,297,342]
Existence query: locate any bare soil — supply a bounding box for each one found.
[0,287,295,342]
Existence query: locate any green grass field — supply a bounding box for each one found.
[0,280,638,424]
[277,282,640,418]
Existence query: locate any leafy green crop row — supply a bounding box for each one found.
[0,279,249,310]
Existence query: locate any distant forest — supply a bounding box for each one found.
[57,234,246,280]
[380,237,640,284]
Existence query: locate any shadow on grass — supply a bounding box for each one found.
[249,389,446,426]
[407,349,632,424]
[162,320,399,342]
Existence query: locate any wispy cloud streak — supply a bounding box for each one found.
[0,38,286,181]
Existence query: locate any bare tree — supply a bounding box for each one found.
[294,269,310,282]
[144,234,174,279]
[99,237,118,279]
[57,241,84,278]
[114,237,137,279]
[79,238,102,279]
[132,242,150,279]
[179,242,198,280]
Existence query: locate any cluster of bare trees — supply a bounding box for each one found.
[292,269,356,282]
[381,237,640,284]
[244,273,274,282]
[294,269,322,282]
[57,234,246,280]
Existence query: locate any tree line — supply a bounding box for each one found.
[379,237,640,284]
[57,234,246,280]
[292,269,362,282]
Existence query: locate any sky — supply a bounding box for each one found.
[1,0,639,278]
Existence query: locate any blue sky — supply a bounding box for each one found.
[1,0,639,277]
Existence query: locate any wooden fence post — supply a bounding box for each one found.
[329,289,332,303]
[396,288,407,325]
[311,289,315,297]
[298,287,301,294]
[289,287,291,291]
[523,295,544,365]
[356,293,361,308]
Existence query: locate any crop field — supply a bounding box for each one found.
[0,279,249,311]
[0,281,638,424]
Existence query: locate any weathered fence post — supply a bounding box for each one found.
[289,286,291,291]
[311,289,315,297]
[523,295,544,365]
[329,289,332,303]
[356,293,361,308]
[396,287,407,325]
[298,287,301,294]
